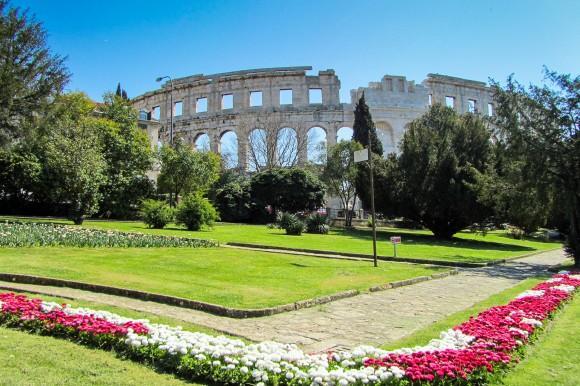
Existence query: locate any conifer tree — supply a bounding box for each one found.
[352,93,383,155]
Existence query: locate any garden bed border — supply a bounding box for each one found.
[0,270,457,319]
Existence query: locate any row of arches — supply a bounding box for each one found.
[190,127,356,170]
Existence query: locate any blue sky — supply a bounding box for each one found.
[14,0,580,102]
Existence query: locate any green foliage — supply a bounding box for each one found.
[491,69,580,264]
[175,194,219,231]
[0,145,41,202]
[305,212,329,234]
[213,175,256,223]
[0,221,216,248]
[250,168,325,217]
[157,140,221,205]
[275,212,304,235]
[97,93,154,218]
[352,93,383,155]
[0,1,69,147]
[322,141,363,227]
[369,105,494,239]
[140,199,174,229]
[40,93,108,224]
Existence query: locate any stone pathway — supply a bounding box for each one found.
[0,249,568,353]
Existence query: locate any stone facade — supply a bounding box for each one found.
[134,67,494,169]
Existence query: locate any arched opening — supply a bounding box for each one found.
[248,128,268,171]
[276,127,298,167]
[194,133,210,152]
[220,131,238,169]
[375,121,396,155]
[307,126,327,164]
[336,127,353,143]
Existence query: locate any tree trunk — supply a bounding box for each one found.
[567,195,580,267]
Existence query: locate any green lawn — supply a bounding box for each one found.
[0,247,445,309]
[495,294,580,386]
[0,327,194,385]
[2,217,561,263]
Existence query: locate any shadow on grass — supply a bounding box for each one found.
[335,228,540,253]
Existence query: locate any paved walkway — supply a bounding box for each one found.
[0,249,568,353]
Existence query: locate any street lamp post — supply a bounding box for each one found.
[156,75,174,145]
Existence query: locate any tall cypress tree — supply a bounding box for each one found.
[121,89,128,100]
[352,93,383,155]
[115,82,122,97]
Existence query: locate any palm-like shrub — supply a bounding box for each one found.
[275,212,304,236]
[305,213,329,234]
[175,194,219,231]
[140,199,174,229]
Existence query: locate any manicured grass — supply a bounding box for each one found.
[495,294,580,386]
[0,327,194,385]
[0,247,446,309]
[380,278,545,350]
[2,217,561,263]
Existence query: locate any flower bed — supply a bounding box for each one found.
[0,273,578,385]
[0,221,217,248]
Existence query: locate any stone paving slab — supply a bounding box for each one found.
[0,249,568,353]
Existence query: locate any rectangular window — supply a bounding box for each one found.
[222,94,233,110]
[250,91,262,107]
[309,88,322,104]
[280,89,293,105]
[467,99,476,113]
[445,96,455,109]
[196,97,207,113]
[174,101,183,116]
[428,94,432,106]
[487,103,493,116]
[152,106,160,120]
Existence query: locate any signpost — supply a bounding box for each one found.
[354,132,378,267]
[390,236,401,257]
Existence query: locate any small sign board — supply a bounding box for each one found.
[354,149,368,163]
[390,236,402,244]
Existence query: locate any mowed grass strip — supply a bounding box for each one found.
[0,247,446,309]
[0,326,195,386]
[494,292,580,386]
[2,217,562,263]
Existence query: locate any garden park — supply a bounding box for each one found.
[1,1,579,385]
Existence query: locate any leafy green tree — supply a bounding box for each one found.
[0,1,69,147]
[373,105,494,239]
[491,69,580,264]
[97,93,154,217]
[157,140,221,205]
[40,93,107,224]
[0,145,41,203]
[250,168,325,217]
[214,177,255,223]
[475,147,553,235]
[321,141,363,227]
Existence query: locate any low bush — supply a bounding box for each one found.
[175,194,219,231]
[275,212,304,236]
[140,199,174,229]
[305,213,329,234]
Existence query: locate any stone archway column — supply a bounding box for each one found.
[210,134,221,154]
[327,125,338,148]
[297,127,308,165]
[237,138,248,171]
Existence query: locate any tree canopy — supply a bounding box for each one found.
[491,69,580,263]
[0,1,69,147]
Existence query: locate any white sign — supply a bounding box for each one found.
[390,236,402,244]
[354,149,368,163]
